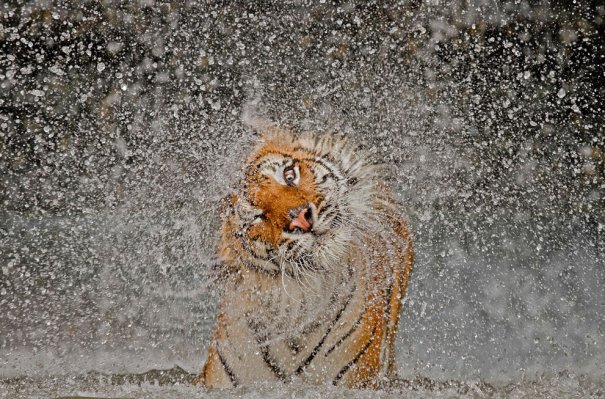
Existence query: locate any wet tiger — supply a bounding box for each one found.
[195,128,414,389]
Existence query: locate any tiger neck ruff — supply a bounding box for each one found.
[196,128,414,389]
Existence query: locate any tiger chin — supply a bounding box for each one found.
[195,127,414,389]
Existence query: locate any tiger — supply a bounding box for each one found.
[195,127,414,389]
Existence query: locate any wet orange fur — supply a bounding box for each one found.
[197,130,414,389]
[246,161,322,246]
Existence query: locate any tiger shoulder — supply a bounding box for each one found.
[196,128,414,389]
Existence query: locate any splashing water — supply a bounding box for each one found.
[1,1,603,398]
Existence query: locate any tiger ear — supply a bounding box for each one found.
[219,194,238,215]
[241,97,277,139]
[241,115,290,145]
[242,115,276,140]
[241,99,297,148]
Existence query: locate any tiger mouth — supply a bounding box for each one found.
[285,226,310,234]
[285,205,314,234]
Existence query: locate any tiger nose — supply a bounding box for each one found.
[289,206,314,232]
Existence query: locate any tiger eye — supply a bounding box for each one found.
[283,166,296,183]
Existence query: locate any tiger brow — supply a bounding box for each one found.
[254,158,301,173]
[303,157,345,181]
[255,160,282,171]
[216,345,239,387]
[250,150,299,166]
[292,146,314,153]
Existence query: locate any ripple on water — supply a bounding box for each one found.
[1,367,603,399]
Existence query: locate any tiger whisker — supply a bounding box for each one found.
[293,257,320,297]
[279,250,303,304]
[330,211,366,231]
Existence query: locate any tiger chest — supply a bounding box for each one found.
[216,266,367,382]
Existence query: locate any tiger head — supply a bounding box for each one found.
[220,128,382,277]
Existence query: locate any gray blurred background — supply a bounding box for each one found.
[1,0,603,383]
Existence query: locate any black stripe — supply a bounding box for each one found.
[294,283,357,375]
[216,347,238,387]
[306,157,344,181]
[300,319,322,335]
[253,159,281,173]
[246,317,289,381]
[286,239,299,253]
[290,243,305,263]
[251,151,301,168]
[260,345,289,381]
[292,146,314,153]
[232,216,295,279]
[320,172,336,184]
[266,246,277,258]
[246,317,267,340]
[330,218,343,229]
[384,276,395,319]
[382,236,398,335]
[244,260,279,277]
[322,204,339,221]
[236,246,280,277]
[238,244,298,279]
[290,248,320,273]
[317,202,331,215]
[315,198,327,213]
[332,327,376,385]
[236,238,293,278]
[324,310,365,357]
[245,241,277,265]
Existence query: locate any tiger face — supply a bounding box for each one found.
[222,131,376,277]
